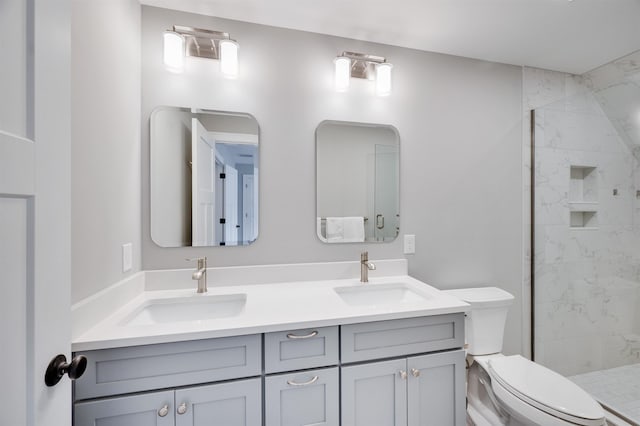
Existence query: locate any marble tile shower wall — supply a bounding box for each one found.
[525,67,640,376]
[581,50,640,158]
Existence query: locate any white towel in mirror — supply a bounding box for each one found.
[316,217,328,242]
[341,216,365,242]
[326,216,364,243]
[326,217,344,243]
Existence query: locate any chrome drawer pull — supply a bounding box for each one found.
[399,370,408,380]
[286,330,318,339]
[411,368,420,377]
[287,375,319,386]
[177,402,187,415]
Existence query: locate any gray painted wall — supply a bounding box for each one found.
[71,0,141,303]
[140,7,524,354]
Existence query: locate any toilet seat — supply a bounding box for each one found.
[488,355,604,426]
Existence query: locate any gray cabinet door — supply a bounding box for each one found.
[74,390,174,426]
[265,367,339,426]
[407,350,466,426]
[341,358,407,426]
[174,378,261,426]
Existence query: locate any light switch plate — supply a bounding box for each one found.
[404,234,415,254]
[122,243,133,272]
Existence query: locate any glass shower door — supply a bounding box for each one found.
[532,50,640,424]
[373,144,399,242]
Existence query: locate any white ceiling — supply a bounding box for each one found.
[141,0,640,74]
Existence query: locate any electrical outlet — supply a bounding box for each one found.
[404,234,415,254]
[122,243,133,272]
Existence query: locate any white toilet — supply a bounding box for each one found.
[444,287,606,426]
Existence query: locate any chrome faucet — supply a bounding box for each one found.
[360,251,376,283]
[187,257,207,293]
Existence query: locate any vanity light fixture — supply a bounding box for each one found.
[334,56,351,92]
[334,51,393,96]
[375,62,393,97]
[163,26,239,78]
[163,30,185,73]
[219,39,239,78]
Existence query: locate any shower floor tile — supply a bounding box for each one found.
[570,363,640,424]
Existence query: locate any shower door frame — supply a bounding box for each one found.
[530,109,536,361]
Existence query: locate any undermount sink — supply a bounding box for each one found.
[121,293,247,326]
[334,283,431,307]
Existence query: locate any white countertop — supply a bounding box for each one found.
[72,274,469,352]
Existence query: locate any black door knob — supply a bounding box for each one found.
[44,354,87,386]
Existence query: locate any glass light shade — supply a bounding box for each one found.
[163,31,184,73]
[375,62,393,96]
[334,56,351,92]
[220,39,239,78]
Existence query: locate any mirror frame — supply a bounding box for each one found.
[150,106,260,248]
[315,119,400,244]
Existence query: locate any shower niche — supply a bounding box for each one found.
[569,165,598,229]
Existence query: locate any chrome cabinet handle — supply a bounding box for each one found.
[286,330,318,339]
[177,402,187,415]
[158,404,169,417]
[411,368,420,377]
[287,375,319,386]
[399,370,408,380]
[376,214,385,229]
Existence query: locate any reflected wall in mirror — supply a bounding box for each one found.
[316,120,399,243]
[151,107,259,247]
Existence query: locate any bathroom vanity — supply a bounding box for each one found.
[71,263,468,426]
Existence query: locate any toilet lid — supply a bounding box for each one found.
[443,287,514,309]
[488,355,604,424]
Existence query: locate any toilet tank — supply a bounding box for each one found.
[444,287,514,355]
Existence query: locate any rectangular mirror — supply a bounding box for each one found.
[151,107,259,247]
[316,120,399,243]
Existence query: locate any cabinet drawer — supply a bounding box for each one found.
[265,367,339,426]
[341,314,464,363]
[74,334,261,400]
[264,326,338,373]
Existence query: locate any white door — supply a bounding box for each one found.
[253,167,259,240]
[191,118,216,246]
[242,175,255,243]
[224,165,239,245]
[0,1,72,425]
[215,159,224,243]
